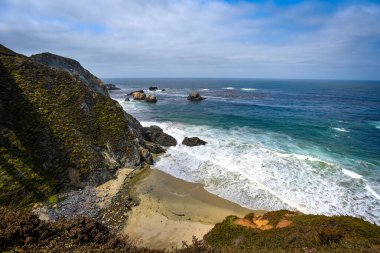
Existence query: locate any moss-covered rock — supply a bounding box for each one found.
[0,45,145,207]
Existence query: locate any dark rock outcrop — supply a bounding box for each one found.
[132,91,146,100]
[182,137,207,147]
[105,83,120,90]
[145,94,157,103]
[140,148,153,165]
[0,45,145,207]
[30,52,109,96]
[187,91,206,101]
[144,141,166,154]
[125,96,130,102]
[142,126,177,146]
[149,86,158,91]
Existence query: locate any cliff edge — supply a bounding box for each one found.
[0,45,145,207]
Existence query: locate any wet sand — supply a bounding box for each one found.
[123,169,265,249]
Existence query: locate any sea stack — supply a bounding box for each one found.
[187,91,206,101]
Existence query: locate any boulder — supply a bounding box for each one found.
[140,148,153,165]
[182,137,207,147]
[132,91,146,100]
[144,141,166,154]
[127,90,144,96]
[145,94,157,103]
[187,91,206,101]
[105,83,121,90]
[143,125,177,146]
[124,96,130,102]
[149,86,158,91]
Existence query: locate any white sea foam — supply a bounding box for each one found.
[139,121,380,225]
[366,185,380,200]
[332,127,350,133]
[223,87,235,90]
[342,169,363,179]
[201,88,209,91]
[241,88,257,91]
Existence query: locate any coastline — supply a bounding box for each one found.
[122,168,263,249]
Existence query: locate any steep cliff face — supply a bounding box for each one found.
[0,45,144,207]
[30,52,109,96]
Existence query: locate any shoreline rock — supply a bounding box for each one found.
[142,125,177,146]
[182,137,207,146]
[149,86,158,91]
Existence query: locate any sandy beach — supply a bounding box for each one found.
[122,169,264,249]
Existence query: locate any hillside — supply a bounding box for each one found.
[30,52,109,96]
[0,45,146,207]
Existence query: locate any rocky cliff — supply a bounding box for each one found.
[30,52,109,96]
[0,45,146,207]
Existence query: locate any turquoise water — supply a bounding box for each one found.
[106,78,380,224]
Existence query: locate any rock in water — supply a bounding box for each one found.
[145,94,157,103]
[132,91,146,100]
[187,91,206,101]
[105,83,121,90]
[125,96,130,101]
[127,90,144,95]
[142,125,177,146]
[30,52,109,96]
[149,86,158,91]
[182,137,207,146]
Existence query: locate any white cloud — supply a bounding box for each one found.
[0,0,379,79]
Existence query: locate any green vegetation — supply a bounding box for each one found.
[0,50,143,208]
[205,211,380,253]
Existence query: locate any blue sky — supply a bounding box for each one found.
[1,0,380,80]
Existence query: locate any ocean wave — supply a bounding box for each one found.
[241,88,257,91]
[366,185,380,200]
[342,169,363,179]
[142,121,380,225]
[222,87,235,90]
[201,88,209,91]
[332,127,350,133]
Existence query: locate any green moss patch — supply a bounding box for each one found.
[205,211,380,253]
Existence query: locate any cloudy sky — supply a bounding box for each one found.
[1,0,380,80]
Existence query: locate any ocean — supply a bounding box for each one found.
[104,78,380,225]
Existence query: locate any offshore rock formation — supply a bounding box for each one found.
[105,83,121,90]
[187,91,206,101]
[145,94,157,103]
[132,91,146,100]
[0,45,147,207]
[30,52,109,96]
